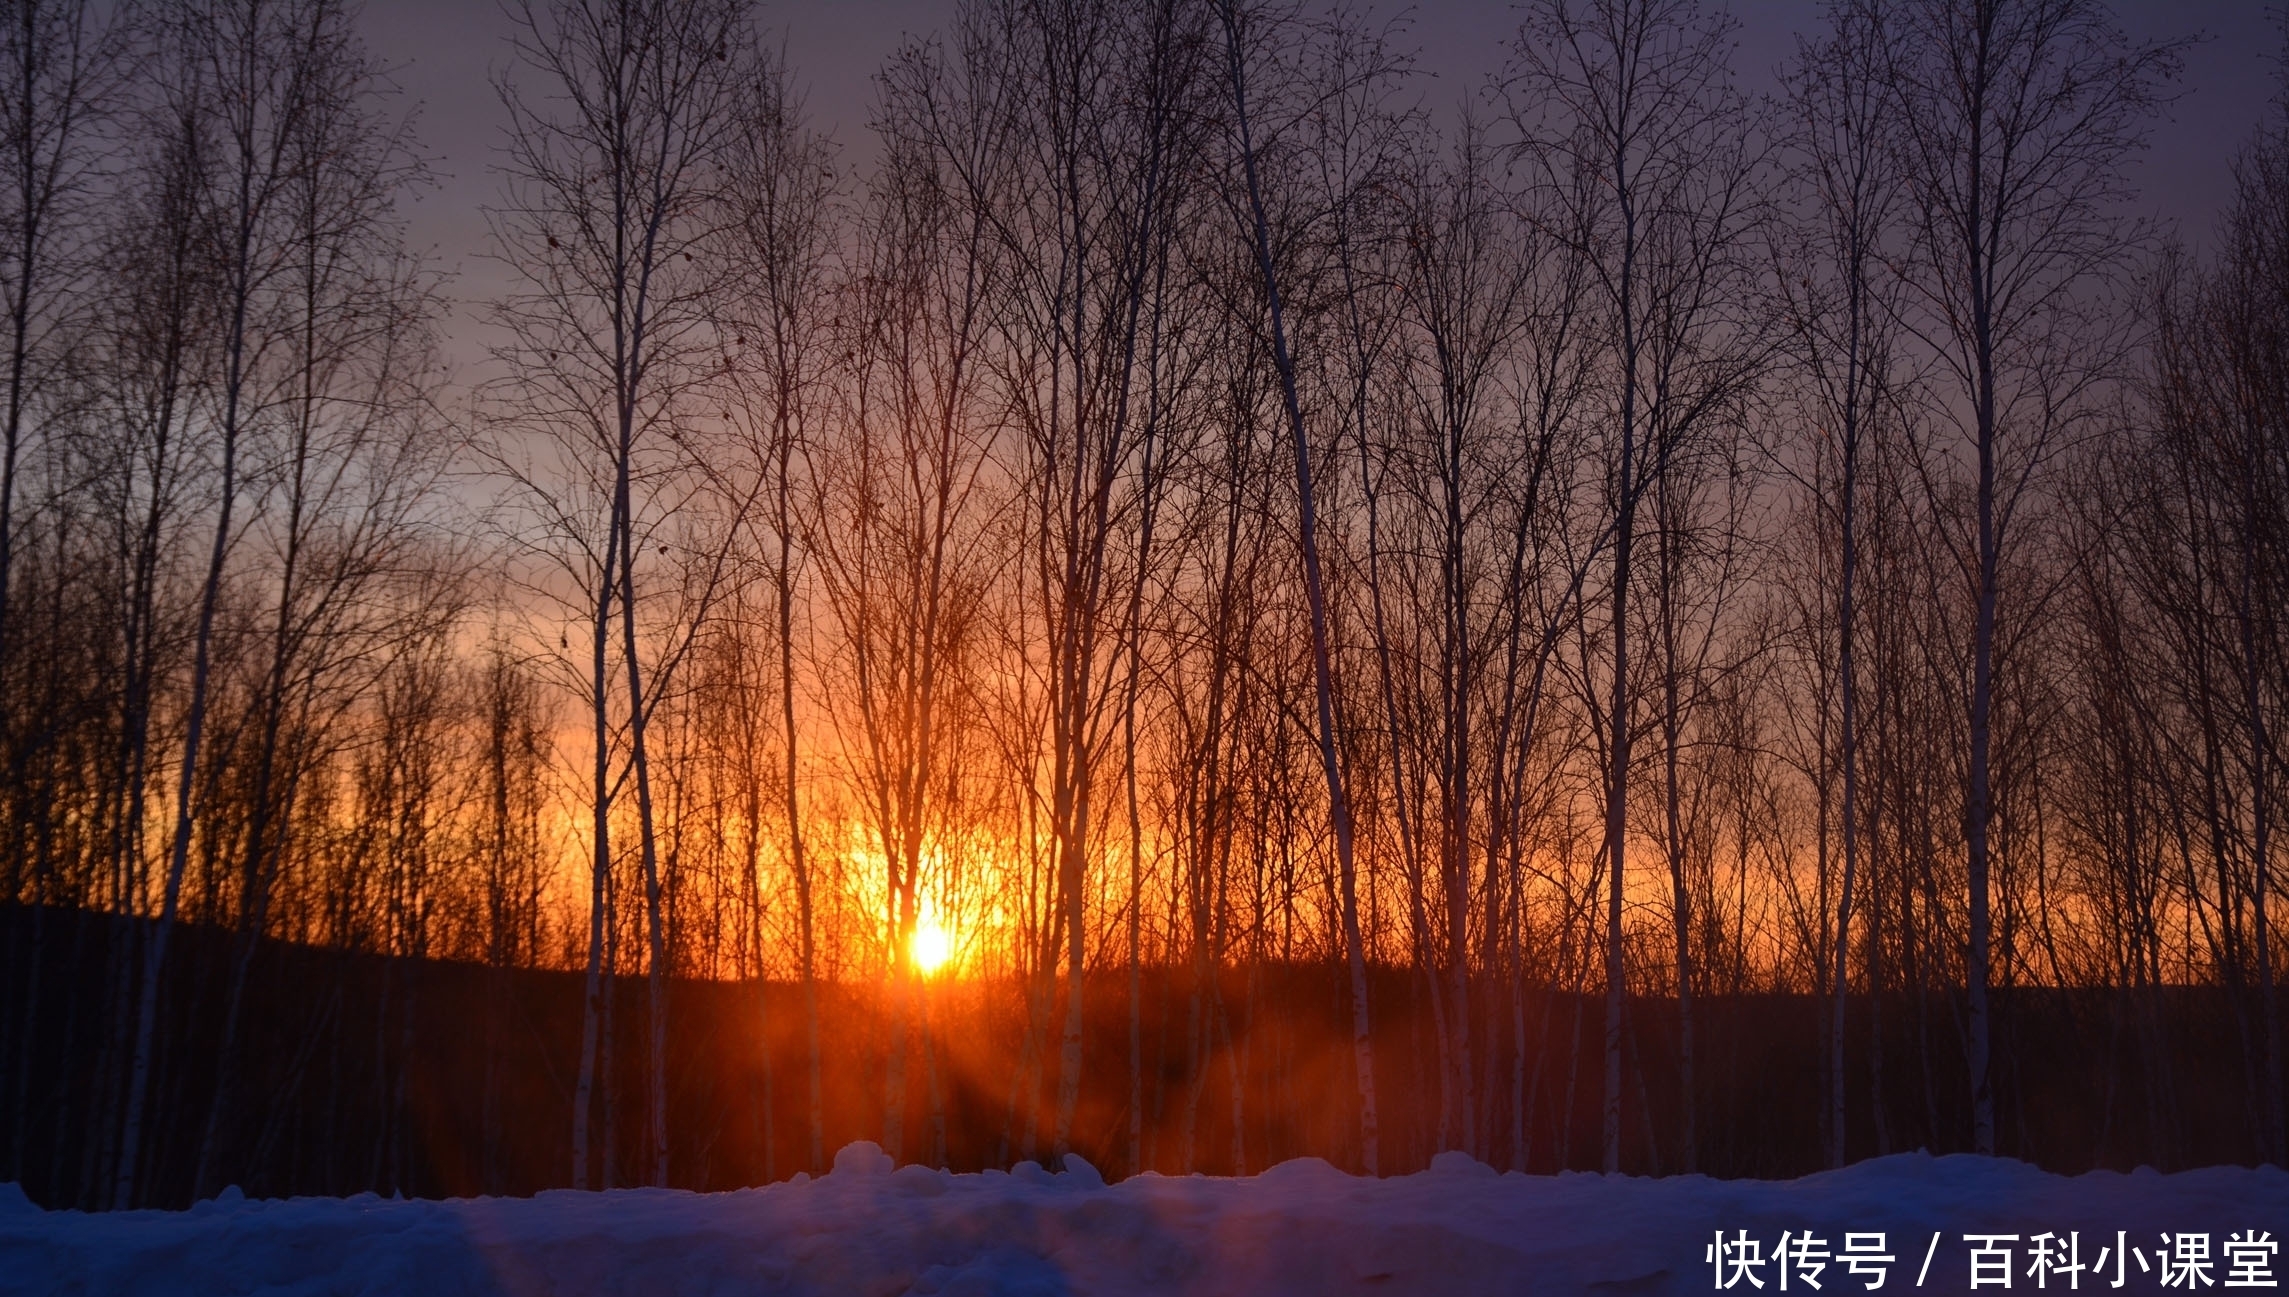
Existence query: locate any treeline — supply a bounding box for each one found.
[0,0,2277,1210]
[8,903,2269,1203]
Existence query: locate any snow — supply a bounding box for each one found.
[4,1147,2285,1295]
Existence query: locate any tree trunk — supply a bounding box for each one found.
[1216,0,1378,1174]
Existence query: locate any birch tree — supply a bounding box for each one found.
[1509,0,1762,1174]
[492,0,754,1189]
[1212,0,1388,1173]
[1778,0,1900,1168]
[117,0,393,1209]
[715,47,837,1174]
[1882,0,2179,1155]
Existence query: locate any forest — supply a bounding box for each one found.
[0,0,2276,1210]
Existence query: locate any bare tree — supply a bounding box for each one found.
[715,45,837,1174]
[1882,0,2180,1155]
[1213,0,1389,1174]
[1778,0,1901,1168]
[492,0,755,1188]
[118,0,398,1209]
[955,0,1201,1166]
[2117,117,2289,1158]
[1509,0,1762,1173]
[186,16,446,1196]
[0,0,121,686]
[807,75,999,1161]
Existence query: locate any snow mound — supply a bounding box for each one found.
[832,1140,894,1178]
[4,1148,2284,1295]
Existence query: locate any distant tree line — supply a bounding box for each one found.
[2,0,2281,1207]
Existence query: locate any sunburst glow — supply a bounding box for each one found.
[911,912,954,977]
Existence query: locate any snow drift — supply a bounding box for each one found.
[4,1144,2285,1295]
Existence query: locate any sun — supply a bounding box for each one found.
[911,913,954,977]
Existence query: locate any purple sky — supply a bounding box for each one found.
[358,0,2282,380]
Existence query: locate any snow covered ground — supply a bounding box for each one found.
[5,1143,2286,1295]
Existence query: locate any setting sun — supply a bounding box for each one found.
[911,913,954,977]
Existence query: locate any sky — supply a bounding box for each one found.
[358,0,2285,385]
